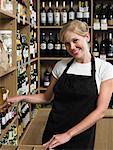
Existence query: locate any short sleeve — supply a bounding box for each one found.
[52,61,61,79]
[101,61,113,81]
[52,59,70,79]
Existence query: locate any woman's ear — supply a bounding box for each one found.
[85,32,90,42]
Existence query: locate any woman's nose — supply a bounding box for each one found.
[70,42,75,50]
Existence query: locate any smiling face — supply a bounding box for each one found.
[63,31,90,62]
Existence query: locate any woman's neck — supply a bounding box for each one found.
[75,53,91,63]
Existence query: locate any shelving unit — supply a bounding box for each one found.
[0,0,113,148]
[0,0,39,146]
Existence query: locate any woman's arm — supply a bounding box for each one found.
[7,76,57,104]
[67,79,113,137]
[44,78,113,149]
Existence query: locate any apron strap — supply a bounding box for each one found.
[91,54,96,79]
[63,58,75,74]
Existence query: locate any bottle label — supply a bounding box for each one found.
[84,7,89,12]
[93,51,99,57]
[76,12,83,19]
[41,43,46,50]
[79,7,84,12]
[55,44,61,50]
[54,12,60,25]
[61,12,67,24]
[48,43,54,50]
[47,12,53,24]
[101,23,107,30]
[41,12,46,24]
[93,22,100,30]
[69,12,75,20]
[44,81,50,87]
[83,12,90,18]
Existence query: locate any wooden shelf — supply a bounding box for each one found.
[105,109,113,118]
[30,57,38,63]
[40,57,71,60]
[0,66,17,78]
[0,9,15,19]
[19,108,51,146]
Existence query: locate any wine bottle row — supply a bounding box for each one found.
[93,32,113,60]
[40,31,70,57]
[16,30,29,65]
[30,29,38,59]
[40,0,90,26]
[30,0,36,27]
[0,124,17,145]
[0,105,17,134]
[30,63,38,94]
[93,2,113,30]
[16,0,27,24]
[18,102,30,139]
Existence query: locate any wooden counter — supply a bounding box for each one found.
[19,108,113,150]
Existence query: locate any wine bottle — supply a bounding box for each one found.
[40,32,47,56]
[54,33,61,56]
[40,1,46,26]
[100,3,107,30]
[43,65,51,87]
[54,1,60,26]
[47,32,54,56]
[68,1,75,21]
[106,32,113,57]
[100,33,107,60]
[61,1,68,25]
[93,33,100,57]
[83,0,90,25]
[47,1,54,26]
[107,4,113,26]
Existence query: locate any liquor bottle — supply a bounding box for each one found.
[40,1,46,26]
[106,32,113,57]
[83,0,90,25]
[61,1,68,25]
[43,65,51,87]
[100,3,107,30]
[40,32,47,56]
[47,1,54,25]
[34,63,38,88]
[107,4,113,26]
[54,1,60,26]
[93,3,101,30]
[68,1,75,21]
[76,0,84,22]
[93,33,100,57]
[47,32,54,56]
[100,33,107,60]
[61,42,67,57]
[54,33,61,56]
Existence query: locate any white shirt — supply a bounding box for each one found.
[52,57,113,94]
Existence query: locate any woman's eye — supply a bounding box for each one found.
[65,43,70,47]
[73,39,78,43]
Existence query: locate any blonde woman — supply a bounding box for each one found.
[8,20,113,149]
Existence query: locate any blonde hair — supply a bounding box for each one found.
[60,20,89,43]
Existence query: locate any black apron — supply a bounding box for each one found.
[42,55,98,150]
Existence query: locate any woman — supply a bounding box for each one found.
[8,20,113,150]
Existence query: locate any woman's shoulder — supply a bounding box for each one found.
[95,57,113,81]
[95,57,113,67]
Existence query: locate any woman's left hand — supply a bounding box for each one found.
[43,132,72,149]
